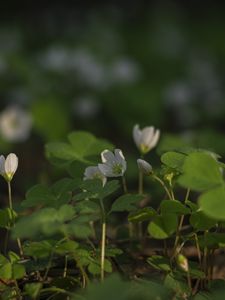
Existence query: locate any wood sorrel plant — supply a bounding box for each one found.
[0,129,225,299]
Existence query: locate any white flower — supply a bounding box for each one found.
[84,166,107,186]
[0,153,18,182]
[137,159,153,175]
[0,106,32,142]
[133,124,160,154]
[98,149,127,177]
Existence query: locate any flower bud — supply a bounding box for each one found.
[137,159,153,175]
[176,254,189,272]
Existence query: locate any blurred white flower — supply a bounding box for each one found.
[133,124,160,154]
[110,58,141,83]
[137,159,153,175]
[0,106,32,142]
[70,49,108,88]
[38,46,70,72]
[73,96,100,119]
[164,82,193,106]
[98,149,127,177]
[0,153,18,182]
[84,166,107,186]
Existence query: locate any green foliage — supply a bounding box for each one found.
[160,200,190,215]
[148,213,178,239]
[46,130,114,165]
[161,151,186,172]
[199,186,225,220]
[128,207,157,222]
[178,152,223,191]
[22,178,81,208]
[0,252,25,280]
[147,255,171,272]
[110,194,144,213]
[0,208,17,229]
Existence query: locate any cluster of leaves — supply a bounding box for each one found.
[1,131,225,299]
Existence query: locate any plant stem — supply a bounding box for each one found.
[7,181,24,256]
[187,270,192,291]
[99,199,106,282]
[62,230,89,288]
[152,175,173,200]
[138,171,143,194]
[43,251,54,282]
[122,176,128,194]
[194,233,202,265]
[172,189,191,258]
[100,222,106,282]
[63,255,68,278]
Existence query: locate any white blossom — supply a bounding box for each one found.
[137,159,153,175]
[84,166,107,186]
[0,153,18,182]
[98,149,127,177]
[133,124,160,154]
[0,106,32,142]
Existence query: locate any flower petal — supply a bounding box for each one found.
[149,129,160,149]
[133,124,142,147]
[101,150,115,164]
[98,163,115,177]
[141,126,154,146]
[114,149,127,173]
[0,155,6,175]
[5,153,18,175]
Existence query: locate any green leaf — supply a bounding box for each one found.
[160,200,190,215]
[128,207,157,223]
[76,180,119,201]
[110,194,144,212]
[190,210,217,231]
[164,273,190,296]
[0,255,12,280]
[22,184,54,208]
[178,152,223,191]
[185,200,198,212]
[161,151,186,172]
[147,255,171,272]
[88,258,112,275]
[54,240,79,255]
[13,205,76,238]
[0,208,17,229]
[24,241,54,259]
[12,263,26,279]
[25,283,42,299]
[199,185,225,220]
[148,213,178,239]
[46,130,113,165]
[50,178,81,208]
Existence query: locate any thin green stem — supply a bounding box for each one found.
[7,181,13,210]
[7,181,24,256]
[122,176,128,194]
[99,198,106,282]
[138,171,143,194]
[43,251,54,282]
[63,255,68,278]
[100,222,106,282]
[172,189,191,258]
[62,230,90,288]
[152,175,173,200]
[187,270,192,292]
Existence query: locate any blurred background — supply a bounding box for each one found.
[0,0,225,198]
